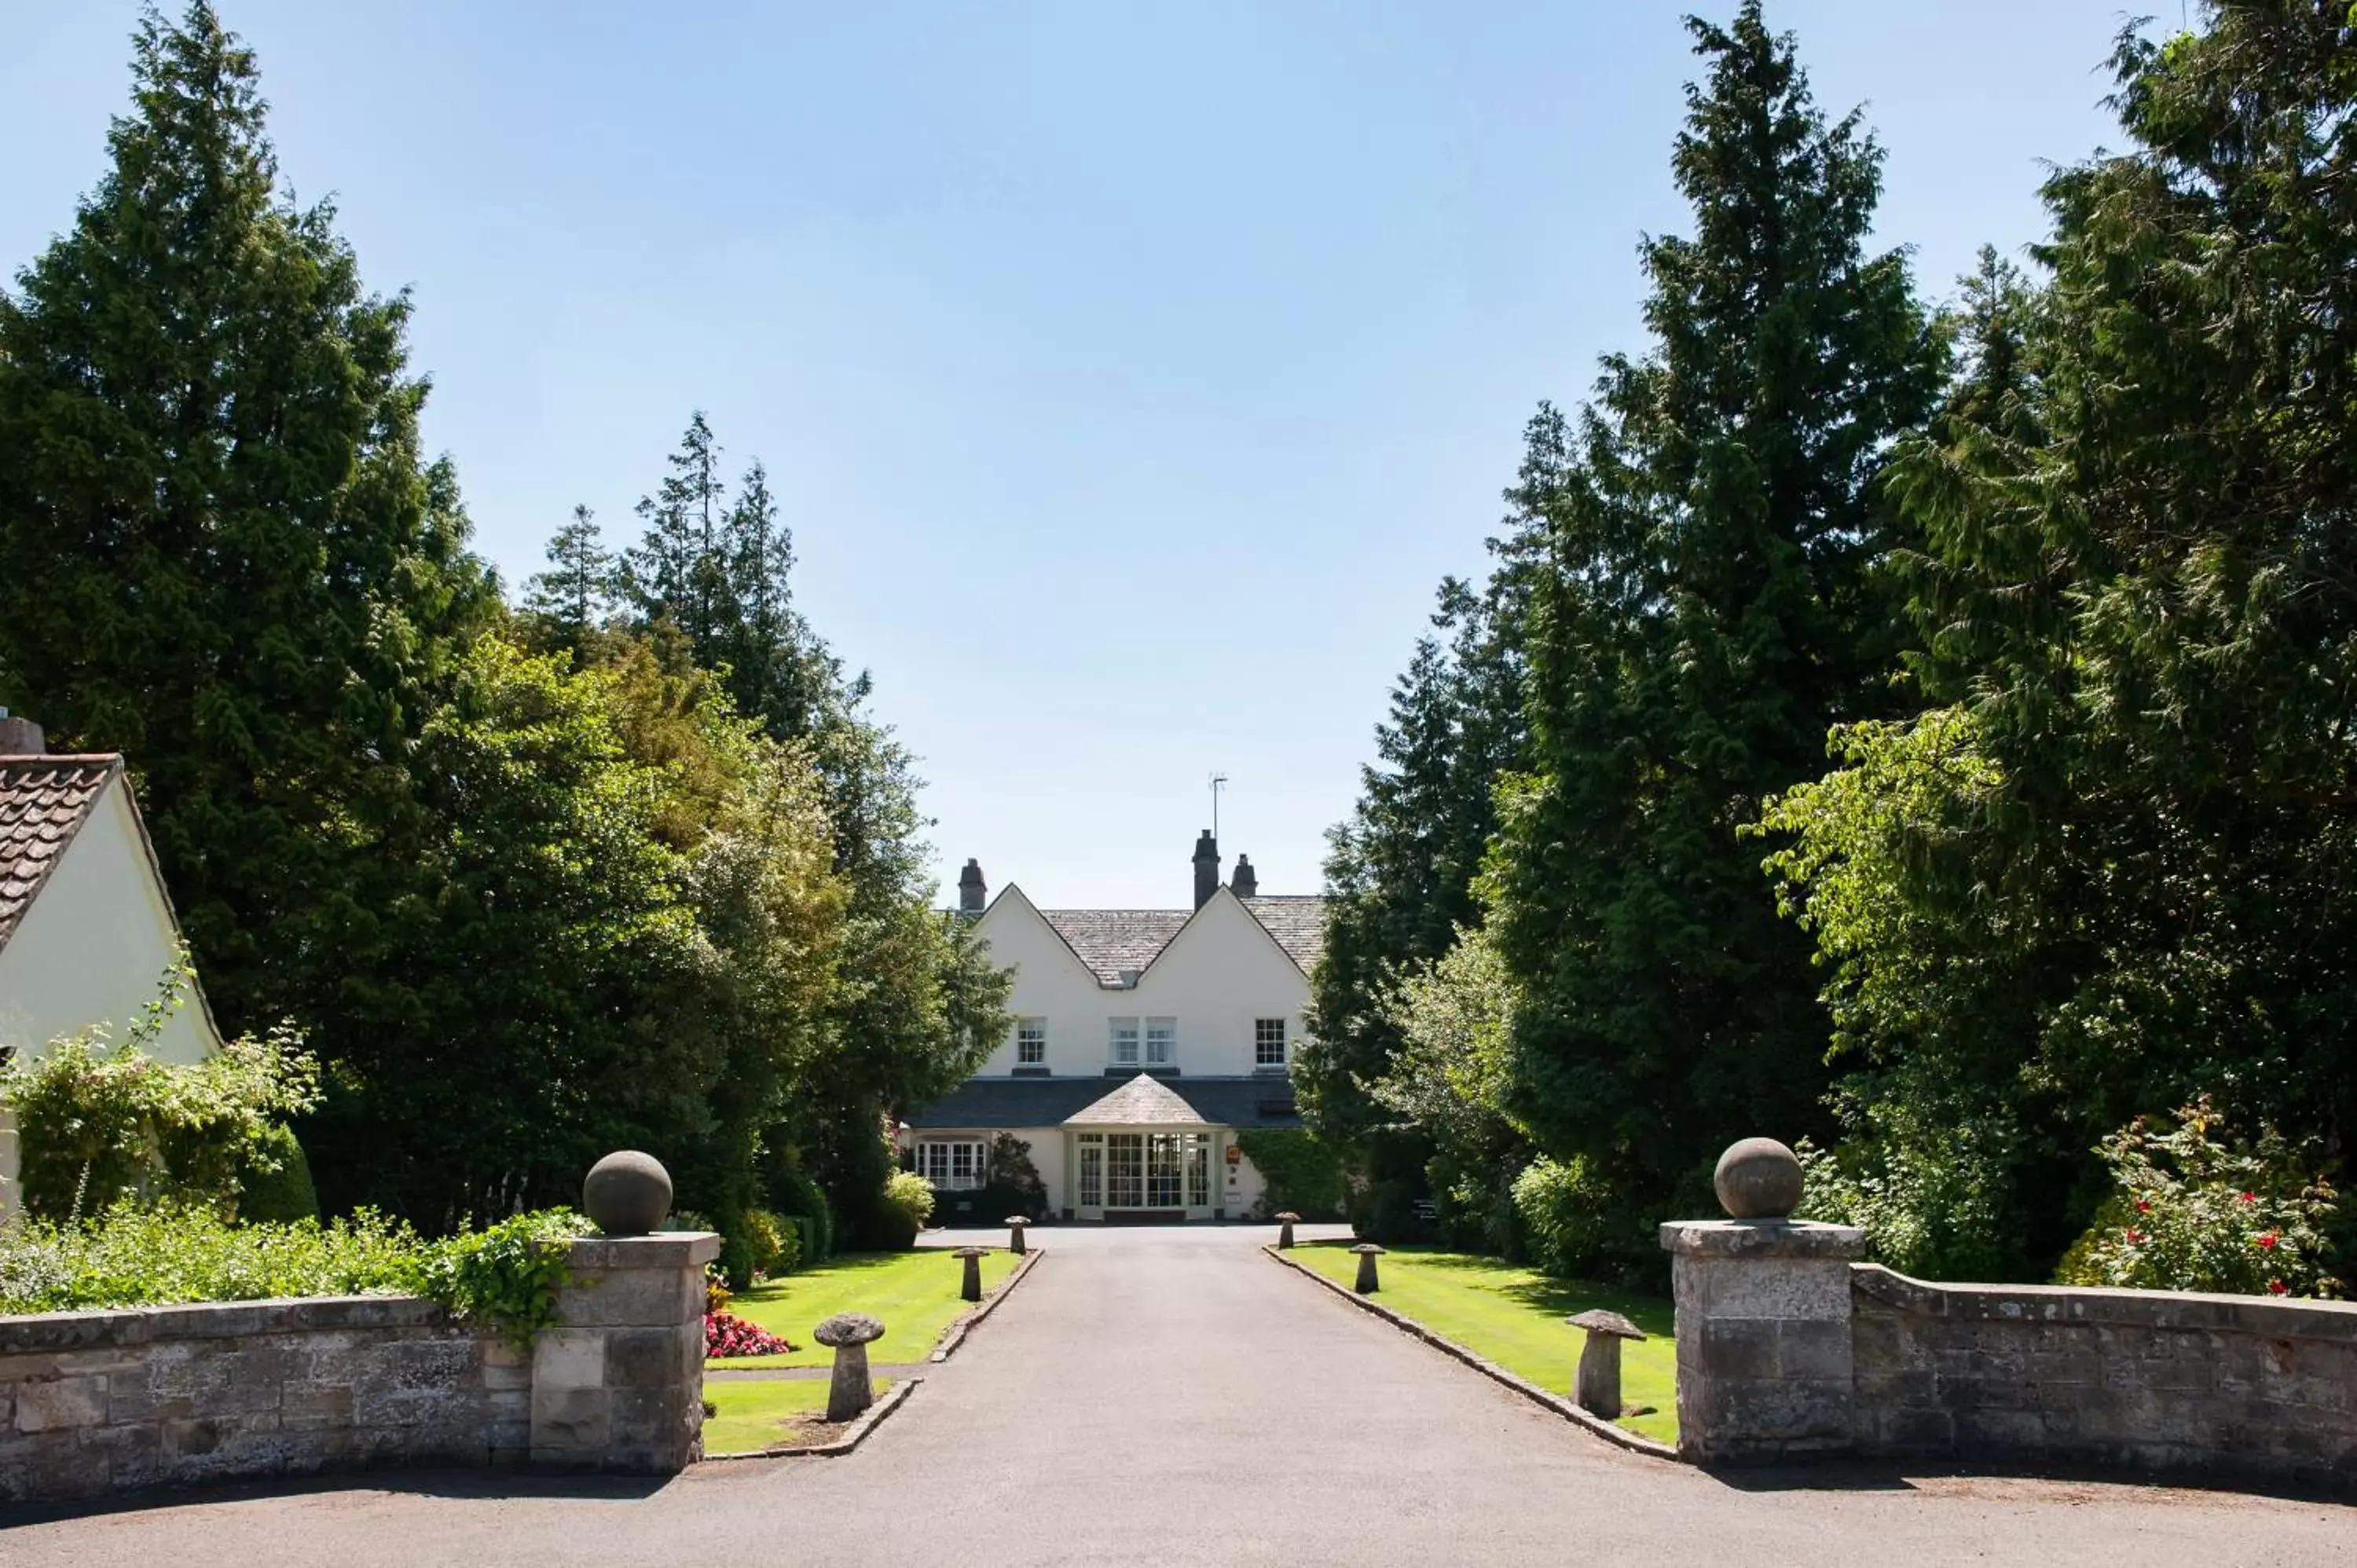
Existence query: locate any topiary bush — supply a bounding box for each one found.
[234,1123,320,1224]
[1510,1156,1613,1279]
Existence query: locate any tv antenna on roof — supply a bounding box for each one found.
[1210,772,1229,844]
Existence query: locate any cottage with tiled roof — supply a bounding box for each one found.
[0,710,222,1212]
[905,830,1322,1222]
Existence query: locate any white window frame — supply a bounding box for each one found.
[1015,1017,1047,1065]
[1109,1017,1141,1066]
[1255,1017,1288,1068]
[1145,1016,1176,1066]
[915,1138,987,1190]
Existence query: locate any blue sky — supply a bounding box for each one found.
[5,2,2140,908]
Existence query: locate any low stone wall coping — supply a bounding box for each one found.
[0,1292,452,1353]
[1851,1263,2357,1344]
[569,1233,721,1273]
[1659,1218,1865,1261]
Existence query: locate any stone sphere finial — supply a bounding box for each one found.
[1714,1137,1803,1219]
[582,1149,673,1236]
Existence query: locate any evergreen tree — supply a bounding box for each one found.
[628,411,736,664]
[1768,1,2357,1277]
[1487,2,1945,1269]
[524,504,618,649]
[0,1,491,1039]
[720,460,830,735]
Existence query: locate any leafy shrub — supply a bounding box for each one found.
[875,1169,935,1248]
[0,1202,424,1312]
[416,1209,585,1348]
[0,970,321,1219]
[1235,1129,1347,1220]
[1511,1156,1612,1278]
[743,1207,796,1277]
[767,1167,833,1263]
[1792,1105,2029,1282]
[928,1179,1047,1226]
[2054,1097,2341,1299]
[235,1123,321,1224]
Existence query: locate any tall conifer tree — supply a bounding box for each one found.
[629,411,736,664]
[525,504,618,649]
[1488,2,1944,1263]
[0,1,491,1036]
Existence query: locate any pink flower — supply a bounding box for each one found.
[2256,1232,2279,1250]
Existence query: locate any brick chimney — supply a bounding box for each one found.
[0,708,46,757]
[1193,830,1219,910]
[1230,855,1258,898]
[958,858,987,915]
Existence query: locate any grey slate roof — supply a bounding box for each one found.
[906,1075,1303,1131]
[1036,895,1327,984]
[0,757,118,954]
[1039,909,1191,984]
[1065,1074,1207,1126]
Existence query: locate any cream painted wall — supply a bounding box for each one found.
[0,777,222,1214]
[970,885,1308,1079]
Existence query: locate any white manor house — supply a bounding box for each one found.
[904,831,1321,1222]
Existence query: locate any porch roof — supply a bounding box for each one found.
[904,1074,1302,1132]
[1064,1073,1204,1127]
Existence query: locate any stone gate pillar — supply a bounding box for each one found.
[1660,1138,1864,1465]
[530,1232,719,1472]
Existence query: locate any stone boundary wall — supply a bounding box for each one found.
[1850,1265,2357,1490]
[0,1231,717,1505]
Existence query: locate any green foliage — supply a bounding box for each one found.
[1484,1,1945,1275]
[1764,3,2357,1274]
[744,1209,797,1278]
[416,1210,585,1349]
[1509,1157,1615,1280]
[1234,1129,1347,1220]
[1370,926,1530,1256]
[523,504,621,650]
[874,1170,935,1250]
[0,970,320,1221]
[0,1203,423,1313]
[765,1165,834,1265]
[235,1123,321,1225]
[2053,1099,2340,1299]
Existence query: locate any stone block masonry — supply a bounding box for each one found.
[1849,1266,2357,1490]
[0,1231,718,1504]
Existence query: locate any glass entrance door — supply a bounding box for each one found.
[1071,1130,1215,1218]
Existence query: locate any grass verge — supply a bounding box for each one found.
[703,1376,893,1455]
[1288,1240,1677,1446]
[709,1247,1020,1369]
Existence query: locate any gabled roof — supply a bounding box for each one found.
[1037,909,1192,984]
[1064,1073,1207,1127]
[1021,892,1329,984]
[0,757,120,954]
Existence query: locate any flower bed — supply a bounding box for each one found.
[706,1308,796,1358]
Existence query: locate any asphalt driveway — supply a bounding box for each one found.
[4,1224,2349,1566]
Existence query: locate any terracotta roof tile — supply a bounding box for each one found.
[0,757,119,952]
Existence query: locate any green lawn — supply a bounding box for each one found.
[708,1247,1021,1369]
[1288,1241,1677,1446]
[703,1376,893,1455]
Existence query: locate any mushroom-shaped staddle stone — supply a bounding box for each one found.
[1351,1241,1386,1294]
[1004,1217,1029,1254]
[1566,1310,1646,1419]
[953,1245,990,1302]
[813,1313,885,1350]
[1275,1212,1302,1222]
[1714,1137,1805,1220]
[581,1149,673,1236]
[813,1313,885,1423]
[1274,1210,1302,1249]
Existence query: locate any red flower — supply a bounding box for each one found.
[2268,1279,2289,1296]
[705,1310,797,1360]
[2122,1227,2146,1244]
[2133,1199,2152,1214]
[2238,1192,2257,1205]
[2256,1232,2279,1250]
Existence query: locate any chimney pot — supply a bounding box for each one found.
[1231,855,1258,899]
[957,858,988,915]
[0,709,46,757]
[1192,829,1219,910]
